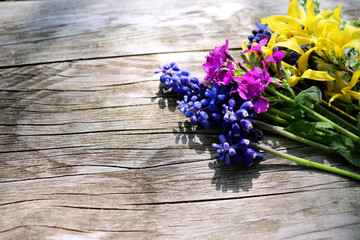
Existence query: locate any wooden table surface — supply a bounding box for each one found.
[1,0,360,239]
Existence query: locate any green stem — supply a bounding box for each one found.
[260,112,291,126]
[321,100,357,123]
[287,127,327,143]
[267,108,337,136]
[315,103,360,134]
[267,87,360,142]
[255,143,360,181]
[250,120,332,151]
[284,84,296,99]
[261,112,327,139]
[313,50,354,75]
[267,108,296,121]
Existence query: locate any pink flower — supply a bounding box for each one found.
[232,62,271,113]
[268,50,285,78]
[267,50,285,64]
[203,40,234,85]
[243,37,268,54]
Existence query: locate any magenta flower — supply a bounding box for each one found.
[268,50,285,78]
[267,50,285,64]
[243,37,268,54]
[203,40,234,85]
[232,62,271,113]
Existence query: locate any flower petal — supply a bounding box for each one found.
[287,0,299,18]
[253,97,269,113]
[341,39,360,61]
[274,40,304,55]
[328,93,343,106]
[301,69,335,81]
[347,90,360,99]
[340,70,360,100]
[297,47,317,73]
[289,75,301,87]
[348,70,360,89]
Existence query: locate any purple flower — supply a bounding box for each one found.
[232,63,271,113]
[212,134,236,165]
[243,37,268,54]
[267,50,285,64]
[203,40,234,85]
[268,50,285,78]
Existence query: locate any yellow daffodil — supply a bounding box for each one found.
[326,70,360,105]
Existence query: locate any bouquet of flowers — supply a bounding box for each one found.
[155,0,360,180]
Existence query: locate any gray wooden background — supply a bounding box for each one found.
[1,0,360,239]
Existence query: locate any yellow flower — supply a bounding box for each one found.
[326,70,360,105]
[262,28,305,56]
[261,0,342,45]
[283,47,335,87]
[318,23,360,60]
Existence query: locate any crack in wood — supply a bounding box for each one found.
[0,199,47,206]
[0,49,214,69]
[0,173,102,184]
[46,160,211,171]
[0,225,89,234]
[3,103,156,113]
[0,145,92,154]
[53,205,148,211]
[281,222,360,239]
[128,187,347,206]
[41,191,160,196]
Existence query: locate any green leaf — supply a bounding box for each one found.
[285,120,334,136]
[285,120,316,135]
[295,86,322,109]
[325,134,360,167]
[280,107,305,118]
[314,122,334,130]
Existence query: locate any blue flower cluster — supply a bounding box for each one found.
[247,22,272,50]
[155,63,264,166]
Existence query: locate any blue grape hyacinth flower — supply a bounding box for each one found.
[212,135,236,165]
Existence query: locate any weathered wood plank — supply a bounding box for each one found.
[1,0,360,239]
[0,0,359,67]
[0,53,356,171]
[0,169,359,239]
[1,52,360,239]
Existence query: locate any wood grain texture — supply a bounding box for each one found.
[0,0,359,67]
[1,0,360,239]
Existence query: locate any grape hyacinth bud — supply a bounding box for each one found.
[236,109,249,119]
[238,139,250,150]
[244,148,258,166]
[240,119,253,130]
[240,101,253,111]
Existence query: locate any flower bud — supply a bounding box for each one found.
[238,139,250,150]
[232,123,241,137]
[228,99,236,108]
[240,101,253,111]
[240,119,253,130]
[236,109,249,119]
